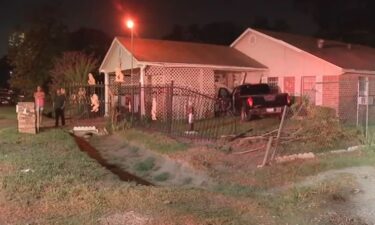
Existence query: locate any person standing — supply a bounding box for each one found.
[34,86,45,132]
[53,88,66,127]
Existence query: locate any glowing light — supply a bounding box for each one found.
[126,20,134,29]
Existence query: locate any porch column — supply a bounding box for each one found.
[140,65,146,116]
[104,71,109,117]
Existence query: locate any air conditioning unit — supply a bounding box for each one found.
[358,96,374,105]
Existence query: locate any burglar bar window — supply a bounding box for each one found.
[267,77,279,89]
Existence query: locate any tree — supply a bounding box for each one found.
[50,51,99,92]
[163,22,244,45]
[0,56,11,88]
[163,24,186,41]
[272,19,290,32]
[7,4,67,97]
[199,21,244,45]
[68,28,112,60]
[252,16,271,30]
[293,0,375,46]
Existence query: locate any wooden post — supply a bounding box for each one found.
[365,77,369,139]
[356,78,359,127]
[270,105,287,161]
[258,136,273,168]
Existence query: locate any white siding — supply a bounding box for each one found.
[233,29,343,96]
[100,39,140,74]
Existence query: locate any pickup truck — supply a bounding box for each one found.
[216,83,291,120]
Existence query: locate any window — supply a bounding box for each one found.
[284,77,295,95]
[267,77,278,87]
[214,73,226,84]
[267,77,279,92]
[302,76,316,104]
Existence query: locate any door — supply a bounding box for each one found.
[302,76,316,104]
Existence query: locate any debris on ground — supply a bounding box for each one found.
[222,105,362,158]
[20,168,34,173]
[275,152,315,164]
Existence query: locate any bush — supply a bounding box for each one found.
[281,104,361,154]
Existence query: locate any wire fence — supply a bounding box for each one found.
[64,82,106,120]
[64,82,246,141]
[63,77,375,146]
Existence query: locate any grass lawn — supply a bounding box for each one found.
[0,106,16,120]
[119,129,189,154]
[1,106,375,224]
[0,106,17,128]
[0,126,267,224]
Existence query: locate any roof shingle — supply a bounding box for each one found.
[116,37,266,69]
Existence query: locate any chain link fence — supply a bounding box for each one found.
[63,77,374,148]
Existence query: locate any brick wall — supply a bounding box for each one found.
[336,73,375,124]
[337,74,359,123]
[322,75,339,114]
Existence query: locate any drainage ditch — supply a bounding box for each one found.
[72,135,153,186]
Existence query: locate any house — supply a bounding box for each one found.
[231,28,375,122]
[99,37,267,117]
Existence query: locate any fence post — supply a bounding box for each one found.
[270,105,287,161]
[104,73,109,117]
[131,84,134,125]
[258,136,273,168]
[366,78,369,139]
[167,81,174,134]
[117,82,121,115]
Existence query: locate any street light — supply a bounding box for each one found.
[126,19,134,85]
[126,20,134,29]
[126,19,135,117]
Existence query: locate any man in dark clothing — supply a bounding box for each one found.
[54,89,66,127]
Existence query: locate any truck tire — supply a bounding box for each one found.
[241,105,252,121]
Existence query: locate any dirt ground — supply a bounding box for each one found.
[88,130,375,224]
[3,104,375,224]
[294,166,375,224]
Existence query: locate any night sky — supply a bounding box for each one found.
[0,0,318,58]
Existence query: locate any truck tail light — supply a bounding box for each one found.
[247,97,254,107]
